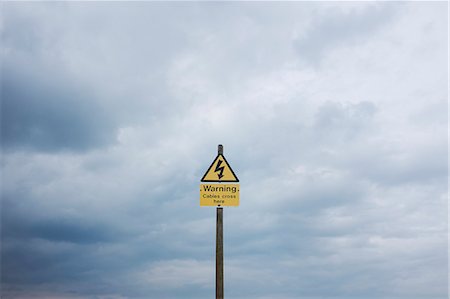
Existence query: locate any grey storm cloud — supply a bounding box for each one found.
[1,61,117,152]
[1,2,448,299]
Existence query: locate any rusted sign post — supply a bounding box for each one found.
[200,144,239,299]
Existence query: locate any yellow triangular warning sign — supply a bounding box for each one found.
[201,154,239,182]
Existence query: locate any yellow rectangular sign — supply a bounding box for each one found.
[200,184,240,207]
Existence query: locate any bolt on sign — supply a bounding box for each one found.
[200,152,240,207]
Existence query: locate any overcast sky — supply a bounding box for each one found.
[1,2,448,299]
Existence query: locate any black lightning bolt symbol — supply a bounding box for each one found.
[214,160,225,179]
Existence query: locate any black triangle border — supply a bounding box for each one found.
[201,154,239,182]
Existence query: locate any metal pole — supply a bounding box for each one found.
[216,207,223,299]
[216,144,224,299]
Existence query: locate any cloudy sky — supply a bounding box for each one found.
[1,2,448,299]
